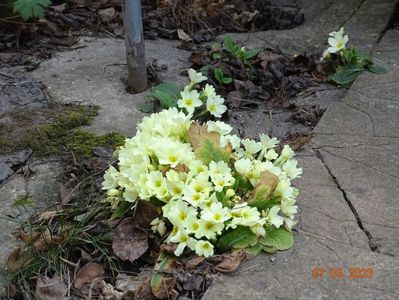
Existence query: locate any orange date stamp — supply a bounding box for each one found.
[312,267,374,280]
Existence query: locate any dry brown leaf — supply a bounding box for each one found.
[152,276,177,300]
[33,230,64,251]
[215,250,246,273]
[112,218,149,262]
[6,247,30,273]
[185,256,206,270]
[177,29,192,41]
[249,170,279,201]
[35,274,67,300]
[188,122,232,153]
[134,200,159,229]
[36,210,61,222]
[74,262,105,290]
[59,183,74,206]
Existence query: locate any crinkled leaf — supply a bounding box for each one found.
[248,171,279,208]
[215,250,246,273]
[188,123,231,165]
[243,49,259,60]
[224,35,237,54]
[368,65,388,74]
[151,252,176,299]
[137,101,154,113]
[244,243,263,256]
[214,67,233,85]
[150,82,181,108]
[13,0,51,20]
[74,262,105,290]
[112,218,148,262]
[212,52,223,60]
[36,274,67,300]
[152,90,177,109]
[216,226,258,252]
[260,227,294,251]
[262,245,277,254]
[329,68,363,85]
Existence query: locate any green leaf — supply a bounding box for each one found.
[137,101,154,113]
[329,68,363,85]
[111,201,134,220]
[212,52,223,60]
[245,243,263,256]
[368,65,388,74]
[151,252,176,298]
[262,245,277,254]
[224,35,235,53]
[153,82,181,97]
[13,0,51,20]
[152,90,177,109]
[259,227,294,251]
[249,195,281,211]
[214,68,233,85]
[149,82,181,109]
[196,138,230,165]
[243,49,259,60]
[216,226,258,252]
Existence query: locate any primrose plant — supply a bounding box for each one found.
[322,27,387,85]
[210,35,259,85]
[145,69,227,119]
[103,69,301,259]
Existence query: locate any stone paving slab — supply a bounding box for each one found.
[226,0,397,55]
[203,234,399,300]
[31,38,191,137]
[313,29,399,257]
[0,160,62,294]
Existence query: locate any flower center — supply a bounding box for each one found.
[185,98,193,106]
[179,211,187,221]
[209,104,216,112]
[336,41,343,49]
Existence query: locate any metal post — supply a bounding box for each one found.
[123,0,147,93]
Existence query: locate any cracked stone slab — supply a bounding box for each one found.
[220,0,397,55]
[309,29,399,256]
[0,160,62,294]
[203,234,399,300]
[311,137,399,256]
[31,38,191,137]
[295,155,369,249]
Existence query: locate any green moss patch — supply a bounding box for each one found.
[0,103,125,158]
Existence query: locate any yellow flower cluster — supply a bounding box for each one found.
[103,108,301,257]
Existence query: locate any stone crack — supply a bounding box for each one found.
[313,149,379,252]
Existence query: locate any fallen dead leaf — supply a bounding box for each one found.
[6,247,31,273]
[215,250,246,273]
[188,123,232,160]
[112,218,149,262]
[74,262,105,290]
[177,29,192,42]
[35,274,67,300]
[134,200,159,229]
[248,170,279,201]
[185,255,206,270]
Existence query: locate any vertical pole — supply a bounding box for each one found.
[123,0,147,93]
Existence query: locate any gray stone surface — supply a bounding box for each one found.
[0,160,62,294]
[0,66,48,113]
[31,38,191,137]
[313,29,399,257]
[204,234,399,300]
[204,9,399,300]
[222,0,397,55]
